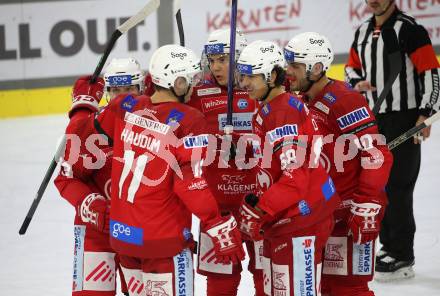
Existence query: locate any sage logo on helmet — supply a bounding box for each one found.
[171,52,188,60]
[260,45,275,53]
[237,40,286,81]
[149,45,201,89]
[284,32,334,72]
[309,38,325,46]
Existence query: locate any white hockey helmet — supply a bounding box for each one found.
[204,28,247,57]
[284,32,334,72]
[104,58,145,93]
[149,44,201,89]
[236,40,286,82]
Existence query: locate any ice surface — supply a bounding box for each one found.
[0,114,439,295]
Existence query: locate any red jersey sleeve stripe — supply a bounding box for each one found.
[346,47,363,70]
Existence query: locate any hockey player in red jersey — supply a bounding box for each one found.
[236,40,340,296]
[284,32,393,296]
[68,44,245,296]
[187,28,264,296]
[54,57,146,296]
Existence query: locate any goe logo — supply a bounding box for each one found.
[205,43,224,55]
[171,52,188,60]
[237,63,252,75]
[309,38,325,46]
[108,74,132,86]
[110,220,143,245]
[112,223,131,238]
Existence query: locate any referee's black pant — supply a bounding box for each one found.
[377,108,421,262]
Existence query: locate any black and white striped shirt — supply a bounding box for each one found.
[345,8,439,116]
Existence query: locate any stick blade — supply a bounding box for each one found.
[118,0,161,34]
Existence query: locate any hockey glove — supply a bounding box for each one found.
[348,200,383,244]
[144,72,155,96]
[238,194,265,241]
[205,215,245,265]
[79,193,110,233]
[70,75,105,117]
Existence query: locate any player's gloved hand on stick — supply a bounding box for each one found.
[205,214,245,265]
[238,194,265,241]
[347,195,384,244]
[216,133,256,166]
[214,133,237,165]
[70,75,105,117]
[79,193,110,233]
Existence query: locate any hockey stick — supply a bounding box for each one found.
[387,111,440,150]
[18,0,161,235]
[225,0,238,133]
[18,136,67,235]
[221,0,238,160]
[174,0,185,46]
[91,0,161,82]
[371,27,402,115]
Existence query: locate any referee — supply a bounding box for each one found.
[345,0,439,281]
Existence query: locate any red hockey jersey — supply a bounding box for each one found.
[307,80,393,218]
[54,109,113,226]
[77,94,221,258]
[188,79,258,215]
[251,92,340,238]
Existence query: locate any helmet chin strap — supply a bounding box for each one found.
[171,85,191,103]
[258,82,274,102]
[302,70,325,93]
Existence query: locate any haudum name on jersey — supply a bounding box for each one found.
[120,128,161,153]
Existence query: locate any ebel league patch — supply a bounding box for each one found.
[288,96,303,111]
[120,95,138,112]
[323,92,337,104]
[166,109,184,125]
[261,103,271,116]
